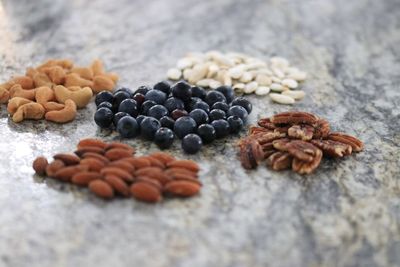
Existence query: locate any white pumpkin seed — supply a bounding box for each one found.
[228,65,244,79]
[233,83,245,91]
[207,64,219,78]
[244,82,258,94]
[270,83,285,92]
[209,80,222,89]
[281,78,298,89]
[270,57,290,68]
[282,90,305,100]
[189,64,208,84]
[239,72,253,83]
[255,86,270,96]
[271,76,281,83]
[288,71,307,81]
[167,68,182,80]
[176,58,193,70]
[196,79,212,87]
[223,73,232,86]
[272,68,285,79]
[255,74,272,86]
[183,68,192,80]
[269,93,295,104]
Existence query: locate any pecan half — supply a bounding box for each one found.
[313,119,330,139]
[270,111,318,125]
[272,138,291,151]
[328,132,364,152]
[252,131,286,145]
[239,139,264,169]
[288,125,314,141]
[249,126,272,135]
[258,117,290,133]
[286,140,320,162]
[292,148,322,174]
[266,152,293,171]
[310,139,352,157]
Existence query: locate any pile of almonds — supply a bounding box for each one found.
[0,59,118,123]
[167,51,307,104]
[32,139,201,202]
[239,111,364,174]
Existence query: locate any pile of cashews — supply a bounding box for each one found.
[0,59,118,123]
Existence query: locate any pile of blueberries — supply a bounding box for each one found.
[94,81,252,154]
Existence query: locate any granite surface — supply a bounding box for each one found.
[0,0,399,266]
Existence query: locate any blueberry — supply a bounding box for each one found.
[171,81,192,102]
[134,85,151,95]
[227,116,243,133]
[160,116,175,129]
[140,117,161,140]
[141,100,157,115]
[197,124,216,144]
[182,134,202,154]
[115,87,134,96]
[211,102,229,112]
[113,112,130,127]
[94,107,114,128]
[113,91,131,107]
[231,97,252,113]
[191,86,206,100]
[187,97,202,111]
[164,97,184,112]
[133,93,145,107]
[171,109,189,120]
[97,101,113,110]
[117,116,139,138]
[189,109,209,125]
[95,91,114,106]
[227,106,248,122]
[211,119,230,138]
[174,116,197,139]
[192,101,210,113]
[136,115,147,126]
[209,109,226,121]
[153,81,171,95]
[205,91,226,106]
[154,127,174,149]
[145,90,167,105]
[148,104,169,120]
[118,99,138,117]
[216,86,234,103]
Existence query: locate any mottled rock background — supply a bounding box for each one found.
[0,0,399,266]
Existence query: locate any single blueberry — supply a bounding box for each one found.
[95,91,113,106]
[141,100,157,115]
[171,81,192,102]
[231,97,252,113]
[113,112,130,127]
[144,89,167,104]
[133,93,145,107]
[140,117,161,140]
[118,99,138,117]
[191,86,206,100]
[211,119,230,138]
[174,116,197,139]
[136,115,147,126]
[189,109,209,125]
[117,116,139,138]
[148,104,169,120]
[187,97,202,111]
[115,87,134,98]
[197,124,216,144]
[153,81,171,95]
[209,109,226,121]
[97,101,113,110]
[211,102,229,112]
[160,116,175,129]
[113,91,131,107]
[94,107,114,128]
[164,97,185,112]
[171,109,189,120]
[227,116,243,134]
[134,85,151,95]
[227,105,248,122]
[205,91,226,106]
[154,127,175,149]
[182,134,202,154]
[216,86,234,103]
[192,101,210,113]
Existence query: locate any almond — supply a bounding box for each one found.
[124,157,151,169]
[167,160,199,173]
[104,142,135,153]
[81,152,110,164]
[144,156,165,169]
[32,156,48,175]
[77,138,107,149]
[135,176,162,190]
[74,146,105,157]
[168,173,202,186]
[108,160,135,174]
[100,167,134,182]
[53,153,81,165]
[71,171,102,186]
[54,165,89,182]
[80,158,106,172]
[164,180,201,197]
[45,160,65,177]
[135,167,170,185]
[89,180,114,199]
[104,148,133,161]
[148,152,175,164]
[104,175,129,197]
[164,167,198,178]
[130,182,162,203]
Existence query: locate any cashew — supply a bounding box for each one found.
[68,86,81,91]
[12,102,45,123]
[45,99,77,123]
[35,86,55,104]
[12,76,34,89]
[54,85,93,108]
[0,87,10,103]
[43,102,65,112]
[104,72,119,83]
[26,67,39,79]
[33,72,53,87]
[46,66,66,84]
[70,67,93,80]
[9,84,36,100]
[55,59,73,69]
[91,59,104,75]
[92,75,115,93]
[7,97,33,114]
[64,73,93,88]
[36,59,58,72]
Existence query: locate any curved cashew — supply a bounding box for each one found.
[45,99,77,123]
[68,86,81,91]
[64,73,93,88]
[0,87,10,103]
[43,102,65,112]
[54,85,93,108]
[45,66,66,84]
[71,67,93,80]
[33,72,53,87]
[91,59,104,76]
[104,72,119,83]
[26,67,39,79]
[9,84,36,100]
[35,86,55,104]
[12,76,34,89]
[7,97,33,114]
[92,75,115,93]
[12,102,45,123]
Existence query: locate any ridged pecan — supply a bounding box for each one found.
[288,125,314,141]
[310,139,352,157]
[249,126,272,135]
[328,132,364,152]
[272,138,291,151]
[270,111,318,125]
[286,140,320,162]
[313,119,330,139]
[258,117,290,133]
[292,148,322,174]
[239,139,264,169]
[266,152,293,171]
[251,131,286,145]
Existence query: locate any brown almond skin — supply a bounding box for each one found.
[169,173,202,186]
[144,156,165,169]
[149,152,175,164]
[164,180,201,197]
[81,152,110,164]
[166,160,199,173]
[130,182,162,203]
[45,160,65,177]
[53,153,81,165]
[104,175,129,197]
[71,171,103,186]
[105,142,135,153]
[164,168,198,178]
[108,160,135,173]
[100,167,134,182]
[89,180,114,199]
[74,146,105,157]
[135,176,162,190]
[124,157,151,169]
[77,138,107,149]
[54,165,89,182]
[32,156,48,175]
[80,158,106,172]
[104,148,133,161]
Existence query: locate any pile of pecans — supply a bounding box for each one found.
[167,51,307,104]
[0,59,118,123]
[32,139,201,202]
[239,111,364,174]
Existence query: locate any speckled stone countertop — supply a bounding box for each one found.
[0,0,399,266]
